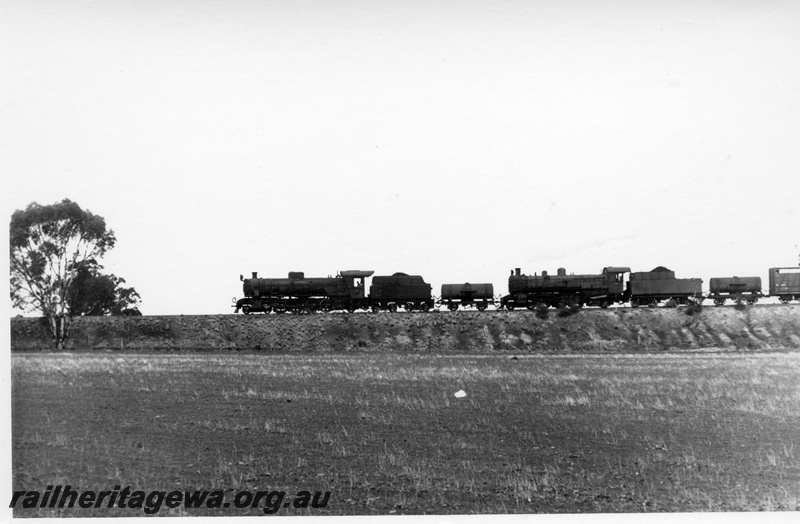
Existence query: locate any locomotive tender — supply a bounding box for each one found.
[627,266,703,307]
[233,263,800,314]
[370,273,435,312]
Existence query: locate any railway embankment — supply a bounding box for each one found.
[10,305,800,352]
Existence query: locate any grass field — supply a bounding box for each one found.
[10,351,800,516]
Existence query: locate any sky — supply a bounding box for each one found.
[3,0,800,315]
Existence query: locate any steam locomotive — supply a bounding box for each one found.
[233,271,434,314]
[232,265,800,314]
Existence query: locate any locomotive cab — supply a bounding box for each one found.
[339,270,375,299]
[604,267,630,296]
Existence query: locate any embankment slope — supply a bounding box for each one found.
[10,305,800,352]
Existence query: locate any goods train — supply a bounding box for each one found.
[232,265,800,314]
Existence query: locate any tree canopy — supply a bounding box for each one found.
[10,199,131,348]
[68,259,142,316]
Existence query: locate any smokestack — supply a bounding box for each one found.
[252,272,258,279]
[515,268,521,276]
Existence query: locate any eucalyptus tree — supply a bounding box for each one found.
[10,199,117,349]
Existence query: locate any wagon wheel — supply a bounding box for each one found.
[779,296,791,304]
[599,299,611,309]
[714,297,725,306]
[242,305,251,315]
[371,305,381,313]
[420,303,430,312]
[406,303,415,313]
[319,299,333,312]
[476,302,487,312]
[448,303,459,312]
[506,302,515,311]
[746,298,757,305]
[263,306,272,314]
[389,303,398,313]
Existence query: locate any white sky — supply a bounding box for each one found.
[3,0,800,315]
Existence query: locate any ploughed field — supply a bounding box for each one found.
[12,352,800,516]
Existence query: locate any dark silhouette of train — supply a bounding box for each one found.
[234,271,434,314]
[232,265,800,314]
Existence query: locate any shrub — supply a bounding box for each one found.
[557,305,580,317]
[683,303,703,316]
[535,304,549,320]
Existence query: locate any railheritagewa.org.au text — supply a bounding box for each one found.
[10,485,331,514]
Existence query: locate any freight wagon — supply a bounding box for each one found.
[708,276,763,305]
[769,267,800,303]
[439,283,495,311]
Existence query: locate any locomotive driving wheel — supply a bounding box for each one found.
[242,305,251,315]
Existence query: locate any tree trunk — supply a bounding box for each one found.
[47,314,71,350]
